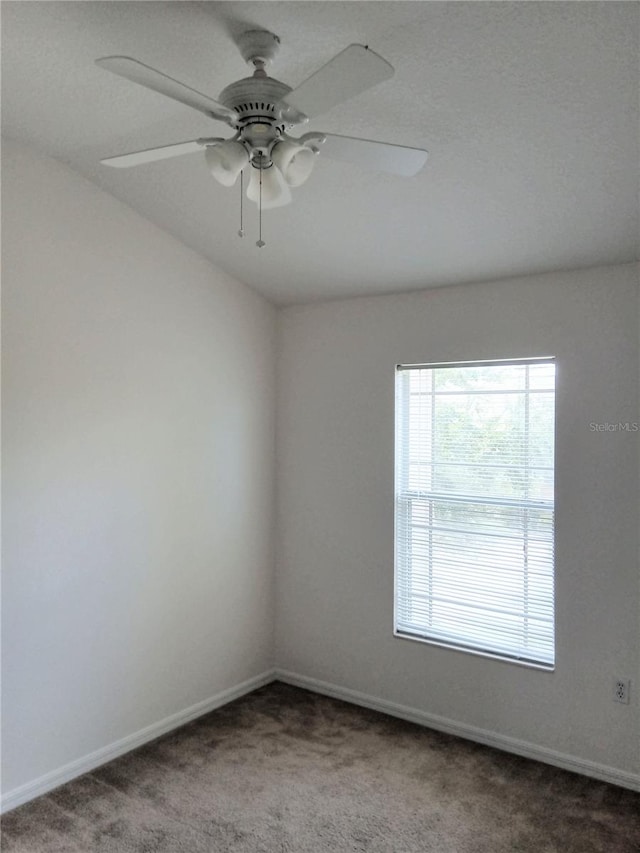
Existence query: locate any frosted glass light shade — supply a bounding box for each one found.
[246,165,292,208]
[271,141,315,187]
[206,141,249,187]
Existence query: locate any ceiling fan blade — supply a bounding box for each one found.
[100,138,222,168]
[282,44,394,119]
[318,133,428,177]
[96,56,238,123]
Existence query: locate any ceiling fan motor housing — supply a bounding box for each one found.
[219,75,308,166]
[219,76,292,127]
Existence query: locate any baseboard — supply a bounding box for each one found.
[275,668,640,792]
[1,669,276,814]
[4,666,637,813]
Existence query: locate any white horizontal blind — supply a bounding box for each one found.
[395,359,555,667]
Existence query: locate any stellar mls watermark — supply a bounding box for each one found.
[589,422,639,432]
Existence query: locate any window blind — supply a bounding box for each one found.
[394,359,555,667]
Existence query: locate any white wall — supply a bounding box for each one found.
[3,140,638,804]
[2,140,276,795]
[276,265,640,779]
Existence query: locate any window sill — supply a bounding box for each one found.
[393,629,556,671]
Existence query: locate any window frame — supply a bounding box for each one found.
[393,357,556,670]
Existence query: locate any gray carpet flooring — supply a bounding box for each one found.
[2,682,639,852]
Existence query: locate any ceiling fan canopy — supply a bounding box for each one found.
[96,29,429,217]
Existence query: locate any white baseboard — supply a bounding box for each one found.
[1,669,276,814]
[275,668,640,792]
[4,666,637,814]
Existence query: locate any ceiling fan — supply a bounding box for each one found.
[97,30,428,245]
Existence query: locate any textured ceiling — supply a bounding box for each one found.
[2,1,638,304]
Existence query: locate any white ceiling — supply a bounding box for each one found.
[2,1,638,305]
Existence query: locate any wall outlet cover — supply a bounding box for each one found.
[613,678,630,704]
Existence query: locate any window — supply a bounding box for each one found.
[394,359,555,668]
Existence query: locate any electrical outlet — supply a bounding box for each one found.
[613,678,630,704]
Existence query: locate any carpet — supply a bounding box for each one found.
[2,682,639,852]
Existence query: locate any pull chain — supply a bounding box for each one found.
[238,171,244,238]
[256,162,265,248]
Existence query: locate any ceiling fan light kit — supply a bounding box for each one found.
[246,161,292,209]
[97,29,428,246]
[271,141,316,187]
[205,141,248,186]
